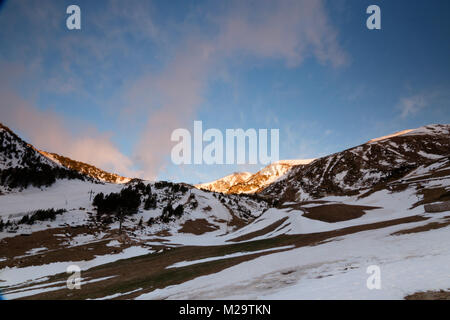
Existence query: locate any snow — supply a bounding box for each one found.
[5,276,116,300]
[0,246,152,289]
[24,247,48,256]
[196,159,315,194]
[106,240,121,247]
[403,124,450,137]
[1,122,449,299]
[366,124,450,144]
[137,213,450,300]
[334,170,348,187]
[195,172,253,191]
[368,129,414,143]
[417,151,443,160]
[93,288,143,300]
[0,179,124,240]
[0,126,58,171]
[166,246,294,269]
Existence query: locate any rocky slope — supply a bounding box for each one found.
[0,123,56,171]
[0,123,88,191]
[196,159,315,194]
[262,124,450,201]
[39,151,130,184]
[0,123,130,190]
[195,172,253,193]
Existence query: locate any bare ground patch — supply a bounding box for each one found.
[302,204,381,223]
[227,217,289,242]
[411,187,450,209]
[0,226,129,269]
[405,289,450,300]
[178,219,219,235]
[391,217,450,236]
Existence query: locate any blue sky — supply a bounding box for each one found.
[0,0,449,184]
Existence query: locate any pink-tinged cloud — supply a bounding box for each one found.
[0,72,139,178]
[130,0,347,179]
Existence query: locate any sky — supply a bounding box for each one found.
[0,0,449,184]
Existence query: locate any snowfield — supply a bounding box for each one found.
[1,124,449,300]
[136,211,450,300]
[1,173,448,300]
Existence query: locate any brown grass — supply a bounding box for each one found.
[302,204,381,223]
[411,187,450,208]
[405,289,450,300]
[178,219,219,235]
[227,217,289,242]
[391,217,450,236]
[0,226,125,269]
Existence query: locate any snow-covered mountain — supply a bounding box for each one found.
[39,151,130,184]
[0,123,130,191]
[195,172,253,193]
[196,159,315,194]
[1,123,449,300]
[0,123,88,191]
[0,123,57,171]
[262,124,450,201]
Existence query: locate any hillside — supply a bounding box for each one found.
[0,123,449,300]
[262,124,450,201]
[195,172,253,193]
[0,123,130,192]
[0,123,87,191]
[39,151,130,184]
[196,159,315,194]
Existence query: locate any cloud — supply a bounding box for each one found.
[397,89,448,119]
[0,0,347,180]
[398,94,428,119]
[0,69,139,178]
[0,1,157,178]
[130,0,347,179]
[216,0,347,67]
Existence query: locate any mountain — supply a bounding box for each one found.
[0,123,129,191]
[1,123,449,300]
[39,151,130,184]
[0,123,56,171]
[262,124,450,201]
[195,172,252,193]
[0,123,87,191]
[196,159,315,194]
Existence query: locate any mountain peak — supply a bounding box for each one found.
[196,159,315,194]
[0,122,130,191]
[368,124,450,143]
[38,151,131,184]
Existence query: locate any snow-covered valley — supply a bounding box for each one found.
[0,124,449,300]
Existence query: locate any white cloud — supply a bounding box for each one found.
[397,89,447,119]
[130,0,348,179]
[398,94,428,119]
[0,0,348,180]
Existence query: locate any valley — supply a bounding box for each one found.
[0,123,449,300]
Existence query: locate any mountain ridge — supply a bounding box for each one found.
[38,150,130,184]
[196,124,450,198]
[262,124,450,201]
[196,159,315,194]
[0,122,130,190]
